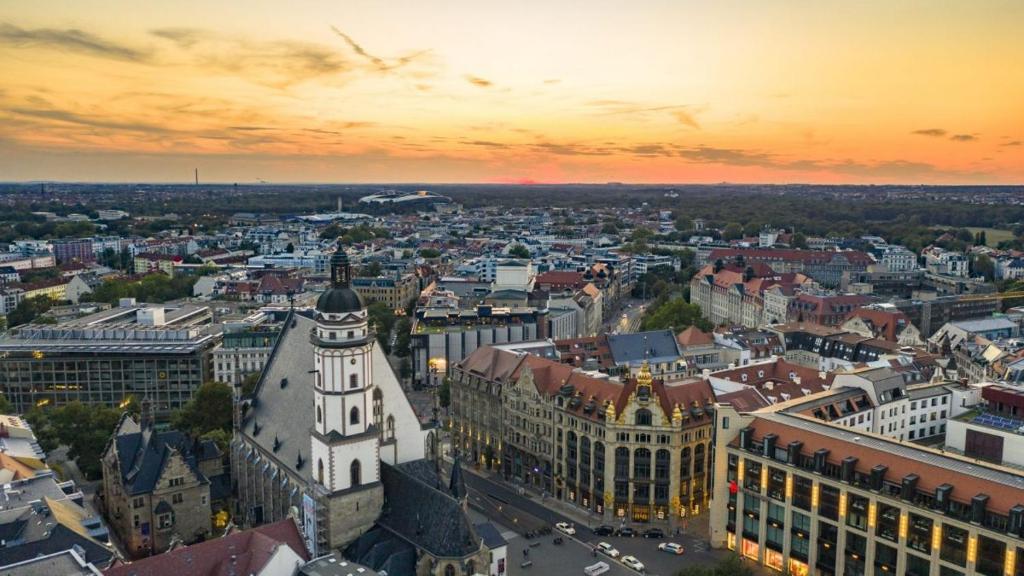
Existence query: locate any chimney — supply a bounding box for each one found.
[935,484,953,513]
[762,433,778,459]
[1008,505,1024,536]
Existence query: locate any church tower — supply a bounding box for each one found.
[310,243,384,547]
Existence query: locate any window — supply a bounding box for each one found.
[157,513,173,529]
[846,494,869,531]
[350,406,360,425]
[940,524,968,567]
[317,406,322,423]
[907,513,932,553]
[819,485,840,521]
[351,459,362,486]
[635,408,652,426]
[386,415,395,440]
[172,493,183,504]
[793,475,813,511]
[876,503,900,542]
[976,536,1005,576]
[317,458,325,485]
[349,374,358,388]
[633,448,651,480]
[133,497,144,508]
[168,477,184,488]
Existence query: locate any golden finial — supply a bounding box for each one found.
[637,359,653,390]
[672,403,683,424]
[606,401,616,421]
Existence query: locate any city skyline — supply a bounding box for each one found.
[1,0,1023,184]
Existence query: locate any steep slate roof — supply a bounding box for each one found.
[112,421,208,496]
[377,463,480,558]
[607,330,682,366]
[239,311,317,478]
[0,498,113,569]
[105,519,309,576]
[711,358,834,400]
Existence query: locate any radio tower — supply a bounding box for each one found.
[194,168,199,185]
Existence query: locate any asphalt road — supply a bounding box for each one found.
[465,472,726,576]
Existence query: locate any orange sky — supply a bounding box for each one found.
[1,1,1022,184]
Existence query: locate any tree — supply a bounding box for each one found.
[36,401,124,480]
[285,242,295,253]
[791,232,808,249]
[200,428,232,454]
[419,247,441,259]
[399,358,412,380]
[7,295,56,327]
[439,378,451,408]
[240,372,261,397]
[508,244,530,258]
[723,222,744,241]
[601,221,620,235]
[0,393,12,414]
[171,381,233,437]
[394,317,412,357]
[362,261,383,277]
[366,301,396,353]
[640,297,713,332]
[972,254,995,281]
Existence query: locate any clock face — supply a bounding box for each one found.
[351,358,357,365]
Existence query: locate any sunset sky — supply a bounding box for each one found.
[1,1,1022,184]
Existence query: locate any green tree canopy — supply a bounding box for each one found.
[508,244,530,258]
[171,381,233,437]
[722,222,744,240]
[640,297,713,332]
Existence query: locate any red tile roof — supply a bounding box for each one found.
[105,519,309,576]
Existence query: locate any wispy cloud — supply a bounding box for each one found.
[911,128,947,137]
[950,133,977,142]
[329,26,429,72]
[672,110,700,130]
[465,75,493,88]
[1003,140,1022,147]
[587,100,701,129]
[0,22,149,62]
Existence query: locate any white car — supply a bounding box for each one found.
[555,522,576,535]
[621,555,645,572]
[597,542,620,558]
[658,542,685,555]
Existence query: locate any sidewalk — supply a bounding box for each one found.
[467,463,713,542]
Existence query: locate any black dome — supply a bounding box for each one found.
[316,287,363,314]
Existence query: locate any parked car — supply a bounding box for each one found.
[617,527,636,538]
[556,522,576,535]
[597,542,620,558]
[658,542,685,555]
[642,528,664,539]
[584,561,610,576]
[593,525,615,536]
[621,555,645,572]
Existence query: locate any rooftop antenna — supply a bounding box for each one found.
[194,168,199,186]
[337,196,343,213]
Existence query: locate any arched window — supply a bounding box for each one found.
[386,415,395,440]
[444,565,456,576]
[316,406,322,424]
[635,408,652,426]
[350,406,360,425]
[350,460,361,487]
[349,374,358,389]
[373,388,384,430]
[317,458,324,485]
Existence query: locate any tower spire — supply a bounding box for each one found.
[330,241,350,288]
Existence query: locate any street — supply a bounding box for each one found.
[464,469,726,576]
[606,298,646,335]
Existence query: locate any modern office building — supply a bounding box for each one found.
[212,328,280,387]
[711,403,1024,576]
[0,301,217,417]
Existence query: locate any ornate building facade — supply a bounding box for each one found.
[452,345,717,529]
